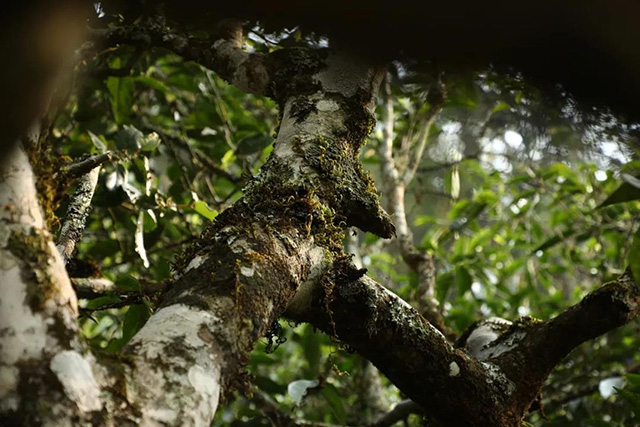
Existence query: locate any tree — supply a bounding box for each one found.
[1,4,640,427]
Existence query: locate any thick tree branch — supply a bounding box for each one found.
[287,270,516,426]
[0,144,91,423]
[114,49,393,425]
[289,264,640,426]
[483,270,640,414]
[91,18,273,95]
[71,277,168,299]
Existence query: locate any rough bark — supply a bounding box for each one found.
[0,144,97,424]
[56,165,103,263]
[288,265,640,426]
[111,46,392,425]
[3,17,640,427]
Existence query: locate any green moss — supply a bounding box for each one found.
[22,137,70,230]
[7,228,59,311]
[513,316,543,328]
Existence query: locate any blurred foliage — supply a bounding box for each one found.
[40,15,640,426]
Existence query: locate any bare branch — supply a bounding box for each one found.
[371,399,422,427]
[378,76,454,339]
[56,164,102,263]
[72,277,168,299]
[61,152,111,180]
[402,114,437,185]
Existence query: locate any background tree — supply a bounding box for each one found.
[1,3,640,426]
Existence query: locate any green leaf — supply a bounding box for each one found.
[139,132,161,152]
[254,375,287,394]
[599,180,640,208]
[320,383,347,424]
[115,125,144,151]
[626,373,640,389]
[134,75,171,94]
[143,210,158,232]
[86,295,121,310]
[221,150,236,169]
[121,304,151,344]
[533,229,576,253]
[627,228,640,282]
[302,325,321,377]
[88,131,108,153]
[491,100,511,114]
[106,76,134,124]
[455,267,473,297]
[115,276,140,292]
[436,271,454,301]
[193,201,218,221]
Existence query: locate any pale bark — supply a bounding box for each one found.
[0,145,98,424]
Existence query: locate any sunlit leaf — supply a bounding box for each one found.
[107,76,134,124]
[193,201,218,221]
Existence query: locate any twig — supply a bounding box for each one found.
[371,400,422,427]
[79,294,143,313]
[250,390,344,427]
[61,152,112,179]
[72,277,169,299]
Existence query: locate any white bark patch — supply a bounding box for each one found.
[188,366,218,395]
[284,245,327,317]
[316,99,339,112]
[185,254,208,273]
[145,408,178,425]
[315,52,374,97]
[449,361,460,377]
[50,351,102,412]
[240,266,255,277]
[130,304,220,357]
[127,304,222,427]
[477,330,526,360]
[0,259,49,364]
[0,146,45,227]
[465,326,500,359]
